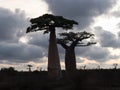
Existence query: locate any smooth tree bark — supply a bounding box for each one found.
[65,47,76,72]
[59,42,77,73]
[48,27,61,78]
[57,31,96,73]
[26,14,78,79]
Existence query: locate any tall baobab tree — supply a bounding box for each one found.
[57,31,96,73]
[26,14,78,79]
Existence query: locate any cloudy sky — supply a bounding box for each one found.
[0,0,120,71]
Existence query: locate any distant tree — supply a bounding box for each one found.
[27,65,33,72]
[97,65,101,69]
[1,67,16,72]
[57,31,96,73]
[83,65,87,70]
[26,14,78,79]
[113,63,118,69]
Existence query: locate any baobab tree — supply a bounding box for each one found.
[27,64,33,72]
[26,14,78,79]
[113,63,118,69]
[57,31,96,73]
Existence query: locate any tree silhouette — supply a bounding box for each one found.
[83,65,87,70]
[113,63,118,69]
[97,65,101,69]
[1,67,16,72]
[57,31,96,73]
[26,14,78,79]
[27,65,33,72]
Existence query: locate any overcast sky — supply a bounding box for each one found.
[0,0,120,71]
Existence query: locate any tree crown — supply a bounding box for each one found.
[57,31,96,47]
[27,65,33,67]
[26,14,78,33]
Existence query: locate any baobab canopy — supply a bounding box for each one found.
[57,31,96,47]
[26,14,78,34]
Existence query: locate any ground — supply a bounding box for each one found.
[0,69,120,90]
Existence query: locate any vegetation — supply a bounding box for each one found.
[57,31,96,73]
[27,65,33,72]
[113,63,118,69]
[1,67,17,72]
[26,14,78,79]
[0,68,120,90]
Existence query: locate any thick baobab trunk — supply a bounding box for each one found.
[65,47,76,73]
[48,28,62,79]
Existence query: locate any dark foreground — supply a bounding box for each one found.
[0,69,120,90]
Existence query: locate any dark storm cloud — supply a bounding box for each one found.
[0,8,47,63]
[44,0,116,29]
[0,42,46,63]
[94,26,120,48]
[0,7,27,42]
[27,32,49,49]
[75,46,110,62]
